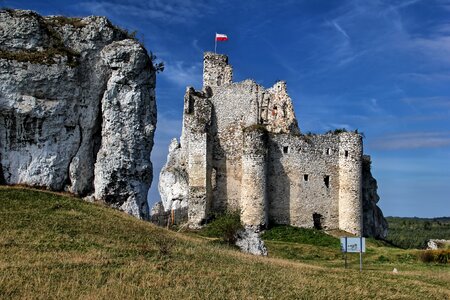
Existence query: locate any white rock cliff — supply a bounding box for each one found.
[0,9,156,219]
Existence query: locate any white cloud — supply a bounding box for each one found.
[370,131,450,150]
[161,60,202,87]
[410,36,450,64]
[156,113,182,137]
[396,72,450,83]
[366,98,382,113]
[75,0,215,24]
[331,21,350,40]
[401,96,450,109]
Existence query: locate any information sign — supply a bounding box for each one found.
[340,237,366,253]
[340,237,365,271]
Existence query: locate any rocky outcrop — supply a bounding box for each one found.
[362,155,388,239]
[235,226,268,256]
[0,9,156,219]
[427,239,450,250]
[158,138,189,212]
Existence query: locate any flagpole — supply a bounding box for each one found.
[214,33,217,53]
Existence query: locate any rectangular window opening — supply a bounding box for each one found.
[283,146,289,154]
[304,174,309,181]
[345,150,349,158]
[324,175,330,188]
[326,148,331,155]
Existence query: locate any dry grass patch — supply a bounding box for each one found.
[0,186,449,299]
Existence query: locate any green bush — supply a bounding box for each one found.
[377,255,389,263]
[419,250,450,264]
[436,250,450,264]
[419,250,434,263]
[198,212,243,245]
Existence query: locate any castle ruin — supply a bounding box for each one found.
[155,52,387,239]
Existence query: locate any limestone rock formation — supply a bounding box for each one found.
[0,9,156,219]
[427,239,450,250]
[362,156,388,239]
[158,138,189,212]
[235,226,268,256]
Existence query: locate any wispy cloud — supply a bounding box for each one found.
[327,123,351,131]
[371,131,450,150]
[192,39,203,55]
[401,96,450,109]
[396,72,450,83]
[161,60,202,87]
[410,36,450,64]
[387,0,423,11]
[436,0,450,11]
[366,98,382,113]
[156,114,182,137]
[331,20,350,40]
[75,0,215,24]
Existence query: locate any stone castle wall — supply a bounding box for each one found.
[338,133,363,234]
[267,134,341,230]
[241,127,268,227]
[155,52,387,237]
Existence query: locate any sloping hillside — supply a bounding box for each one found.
[0,186,449,299]
[386,216,450,249]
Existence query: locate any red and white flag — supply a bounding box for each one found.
[215,33,228,41]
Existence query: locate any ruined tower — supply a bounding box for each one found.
[155,52,388,239]
[203,52,233,87]
[338,133,363,235]
[183,88,213,227]
[240,127,268,227]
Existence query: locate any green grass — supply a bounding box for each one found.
[46,16,87,28]
[1,186,449,299]
[386,216,450,249]
[262,226,341,248]
[0,9,81,67]
[264,237,419,268]
[197,212,243,244]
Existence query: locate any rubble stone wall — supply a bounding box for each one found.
[267,134,341,230]
[156,52,387,238]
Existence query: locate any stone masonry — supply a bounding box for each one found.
[156,52,387,238]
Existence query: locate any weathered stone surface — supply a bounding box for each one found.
[93,39,156,219]
[235,226,268,256]
[362,156,388,239]
[427,239,450,250]
[150,200,189,227]
[155,51,387,246]
[241,127,268,227]
[0,9,156,219]
[158,138,189,211]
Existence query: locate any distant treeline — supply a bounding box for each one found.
[385,217,450,249]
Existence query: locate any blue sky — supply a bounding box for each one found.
[6,0,450,217]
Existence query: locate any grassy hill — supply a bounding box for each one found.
[385,216,450,249]
[1,186,449,299]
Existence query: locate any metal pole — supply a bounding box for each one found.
[344,237,347,269]
[214,33,217,53]
[359,236,363,272]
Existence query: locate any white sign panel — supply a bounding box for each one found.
[340,237,366,253]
